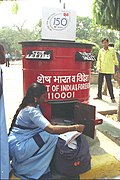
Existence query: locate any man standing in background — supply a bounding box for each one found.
[102,43,120,95]
[94,38,119,103]
[0,44,10,179]
[5,51,11,67]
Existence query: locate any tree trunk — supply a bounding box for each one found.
[117,90,120,121]
[114,72,120,121]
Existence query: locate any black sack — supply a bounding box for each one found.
[53,134,91,177]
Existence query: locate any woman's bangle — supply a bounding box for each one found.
[68,126,70,132]
[75,125,78,131]
[67,125,78,132]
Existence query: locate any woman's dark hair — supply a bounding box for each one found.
[8,83,47,135]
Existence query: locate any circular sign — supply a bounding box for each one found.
[47,12,70,31]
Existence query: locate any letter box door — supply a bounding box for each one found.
[74,102,96,139]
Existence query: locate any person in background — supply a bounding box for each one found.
[94,38,119,103]
[8,82,85,180]
[102,43,120,95]
[5,51,11,67]
[0,44,10,179]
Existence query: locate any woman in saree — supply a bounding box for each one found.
[0,44,10,179]
[8,82,84,180]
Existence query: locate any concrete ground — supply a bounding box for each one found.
[1,61,120,179]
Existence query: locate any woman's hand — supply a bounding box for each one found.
[74,124,85,133]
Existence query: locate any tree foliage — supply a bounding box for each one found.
[0,0,19,14]
[0,23,41,58]
[0,16,119,60]
[76,16,119,50]
[92,0,120,31]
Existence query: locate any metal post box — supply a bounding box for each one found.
[20,40,102,139]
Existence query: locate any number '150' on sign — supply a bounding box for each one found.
[47,12,70,31]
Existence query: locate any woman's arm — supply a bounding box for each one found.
[44,123,85,134]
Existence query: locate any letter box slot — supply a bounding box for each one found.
[50,100,77,125]
[75,51,96,61]
[25,50,53,61]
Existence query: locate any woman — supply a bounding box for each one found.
[0,44,10,179]
[8,83,84,180]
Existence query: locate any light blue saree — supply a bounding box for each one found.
[0,67,10,179]
[8,106,58,179]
